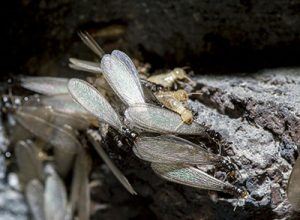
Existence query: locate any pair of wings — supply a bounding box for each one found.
[16,139,91,220]
[68,50,206,135]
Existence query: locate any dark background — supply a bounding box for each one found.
[2,0,300,77]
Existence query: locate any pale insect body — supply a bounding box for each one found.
[147,68,195,88]
[155,90,193,124]
[125,103,208,136]
[287,157,300,211]
[134,135,234,170]
[152,163,247,198]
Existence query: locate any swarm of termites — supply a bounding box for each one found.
[3,31,299,220]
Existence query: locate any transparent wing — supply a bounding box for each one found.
[69,58,102,74]
[68,78,123,132]
[44,169,68,220]
[152,163,232,192]
[125,104,207,135]
[20,77,69,95]
[15,109,80,153]
[41,94,94,118]
[15,109,79,177]
[70,150,91,220]
[15,140,44,184]
[20,106,91,130]
[134,135,219,165]
[87,130,137,195]
[288,157,300,211]
[78,31,105,57]
[25,179,45,220]
[111,50,144,97]
[101,54,145,106]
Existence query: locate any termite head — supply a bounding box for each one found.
[181,110,193,124]
[173,90,189,101]
[172,68,187,80]
[235,187,249,199]
[122,127,138,140]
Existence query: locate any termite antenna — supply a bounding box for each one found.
[78,31,105,58]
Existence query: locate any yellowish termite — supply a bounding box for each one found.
[147,68,195,88]
[154,90,193,124]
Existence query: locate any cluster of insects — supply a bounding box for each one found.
[2,31,300,219]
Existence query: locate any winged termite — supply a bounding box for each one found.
[134,135,235,171]
[101,50,145,106]
[70,149,91,220]
[68,78,124,133]
[125,103,207,136]
[15,109,80,177]
[44,166,68,220]
[20,76,69,96]
[147,68,195,88]
[152,163,247,198]
[72,32,154,108]
[155,90,189,102]
[69,58,102,74]
[87,129,137,195]
[25,179,45,220]
[287,157,300,211]
[154,90,193,124]
[19,106,91,130]
[15,140,44,185]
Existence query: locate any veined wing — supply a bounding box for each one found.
[20,106,91,130]
[288,157,300,211]
[78,31,105,58]
[41,94,88,115]
[111,50,144,97]
[101,54,145,106]
[87,130,137,195]
[69,58,102,74]
[151,163,237,196]
[44,168,68,220]
[15,140,44,184]
[125,104,207,135]
[15,109,80,153]
[21,77,69,95]
[134,135,219,165]
[15,109,79,176]
[70,150,91,220]
[68,79,123,132]
[25,179,45,220]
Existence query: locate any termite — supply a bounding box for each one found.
[154,90,193,124]
[147,68,196,88]
[152,163,248,198]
